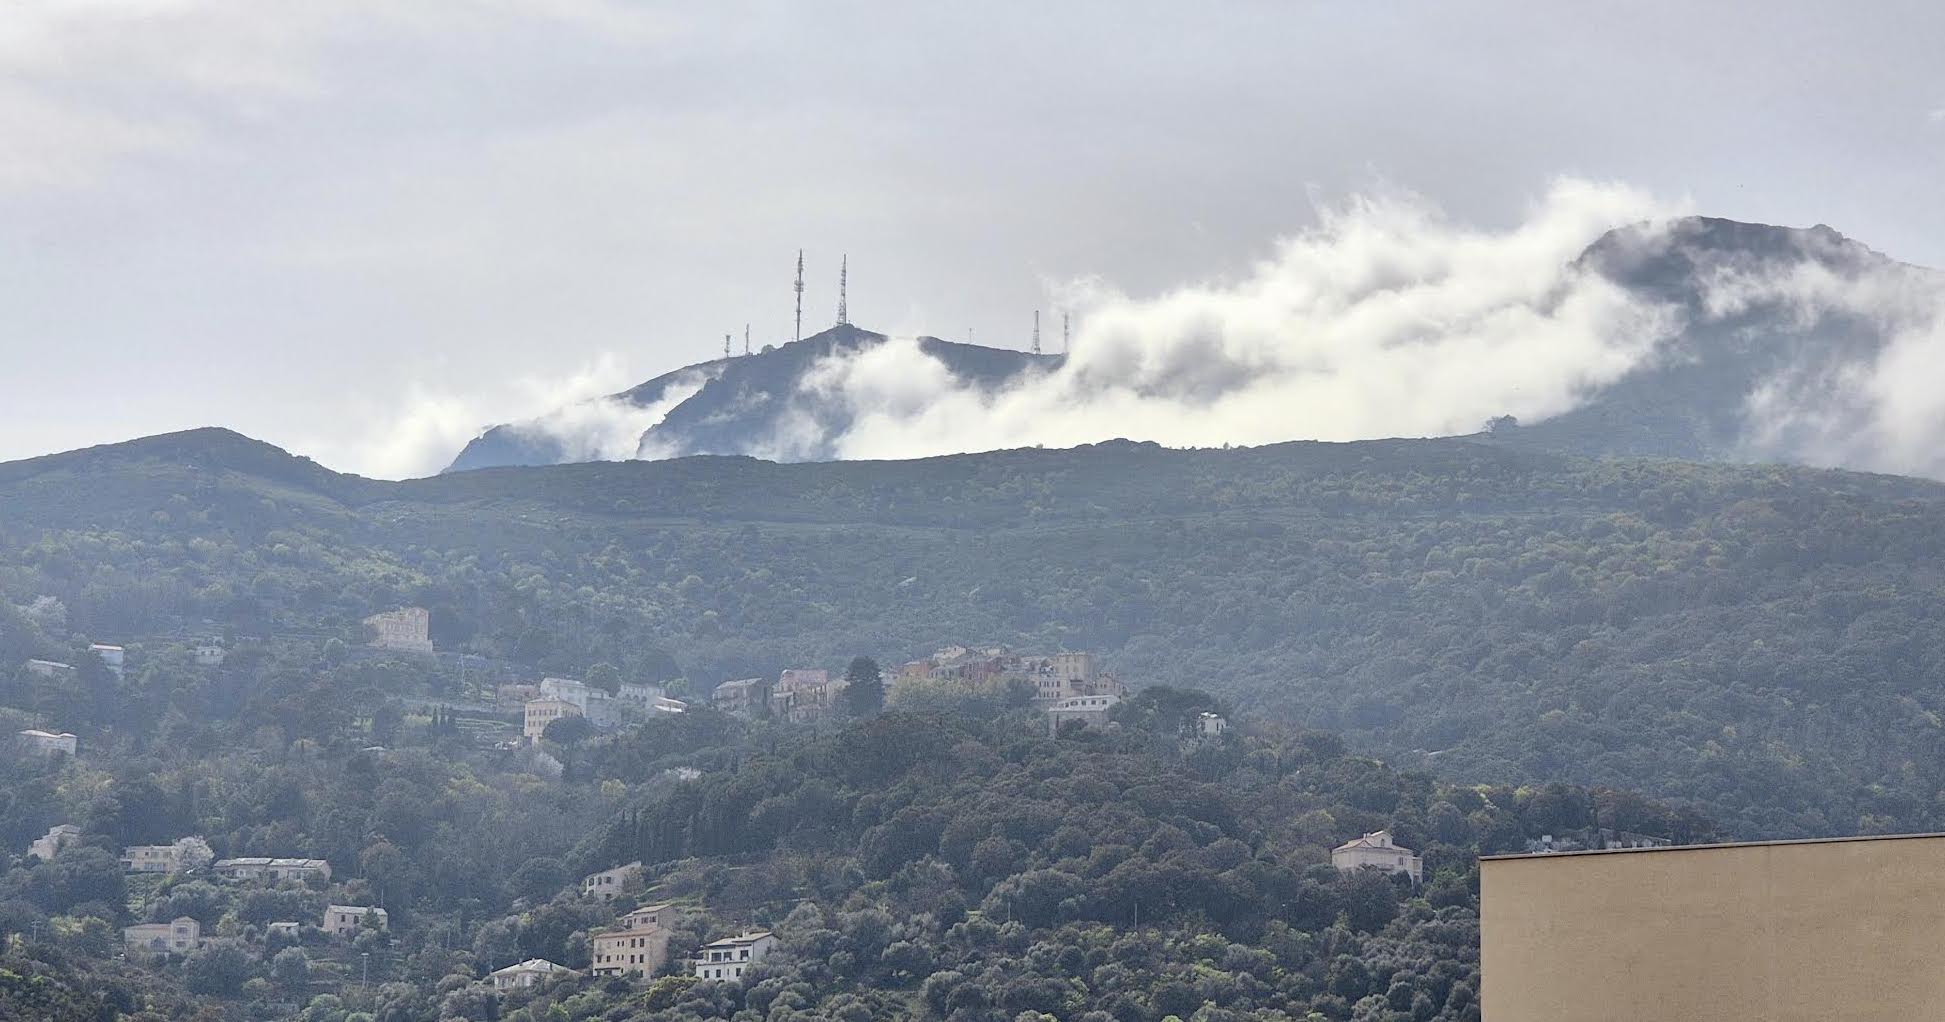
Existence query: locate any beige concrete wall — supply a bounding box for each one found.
[1481,834,1945,1021]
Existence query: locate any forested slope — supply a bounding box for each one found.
[3,428,1944,837]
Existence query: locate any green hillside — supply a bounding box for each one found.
[4,428,1944,837]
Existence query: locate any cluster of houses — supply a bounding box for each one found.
[492,861,780,992]
[710,668,846,723]
[519,676,688,744]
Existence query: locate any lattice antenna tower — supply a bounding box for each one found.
[1031,310,1041,355]
[836,254,849,326]
[743,323,751,356]
[1062,311,1071,354]
[723,333,731,359]
[793,250,805,343]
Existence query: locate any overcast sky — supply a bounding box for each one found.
[3,0,1941,476]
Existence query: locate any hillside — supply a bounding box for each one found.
[446,326,1061,472]
[4,429,1945,840]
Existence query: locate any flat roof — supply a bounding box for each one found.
[1481,831,1945,862]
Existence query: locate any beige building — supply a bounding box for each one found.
[323,904,388,937]
[769,669,846,723]
[592,903,675,978]
[712,678,763,716]
[124,916,201,954]
[523,698,582,743]
[582,861,644,901]
[1481,833,1945,1021]
[121,843,188,874]
[214,857,332,883]
[27,823,80,860]
[363,607,433,654]
[1331,830,1422,883]
[691,930,777,983]
[490,958,575,990]
[16,728,78,758]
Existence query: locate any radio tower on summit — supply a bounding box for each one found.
[793,250,805,343]
[1032,310,1042,355]
[835,255,850,327]
[1062,311,1070,354]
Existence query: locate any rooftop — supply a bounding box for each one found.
[702,930,774,948]
[1481,830,1945,862]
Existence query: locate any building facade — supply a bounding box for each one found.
[1045,694,1119,736]
[523,698,583,743]
[27,824,80,861]
[363,607,434,654]
[490,959,575,990]
[122,844,189,874]
[691,931,777,983]
[16,729,78,757]
[582,861,644,901]
[591,904,675,979]
[1331,831,1422,883]
[711,678,763,716]
[124,917,201,954]
[769,669,846,723]
[214,857,332,883]
[323,904,388,937]
[1482,833,1945,1021]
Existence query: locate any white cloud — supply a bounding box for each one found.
[758,179,1685,460]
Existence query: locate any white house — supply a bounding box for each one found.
[582,861,644,901]
[90,643,125,676]
[523,698,583,744]
[214,857,332,883]
[1195,712,1229,738]
[691,931,778,983]
[192,643,227,666]
[16,729,78,757]
[27,824,80,861]
[1331,830,1423,883]
[121,840,210,874]
[1045,694,1119,736]
[490,958,576,990]
[124,916,201,954]
[323,904,388,937]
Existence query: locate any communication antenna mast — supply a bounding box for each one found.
[793,250,805,343]
[1062,311,1071,354]
[1031,310,1041,355]
[743,323,751,356]
[723,333,731,359]
[836,254,849,327]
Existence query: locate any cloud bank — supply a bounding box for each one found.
[782,179,1684,459]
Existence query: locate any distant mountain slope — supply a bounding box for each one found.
[447,217,1941,479]
[6,427,1945,839]
[1476,216,1914,462]
[445,325,1058,473]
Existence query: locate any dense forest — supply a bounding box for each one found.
[3,429,1943,838]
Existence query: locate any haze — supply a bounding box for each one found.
[3,0,1942,477]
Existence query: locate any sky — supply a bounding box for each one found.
[2,0,1942,477]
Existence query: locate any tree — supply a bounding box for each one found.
[585,663,621,696]
[543,715,595,747]
[840,657,884,719]
[271,947,312,994]
[183,943,256,996]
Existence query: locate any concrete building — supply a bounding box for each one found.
[27,824,80,861]
[22,659,73,679]
[363,607,434,654]
[490,958,575,990]
[1331,830,1422,883]
[592,904,676,978]
[123,916,201,954]
[266,921,302,939]
[691,931,777,983]
[1195,712,1229,738]
[192,643,226,666]
[1045,694,1119,736]
[1481,832,1945,1021]
[16,729,77,758]
[121,844,190,874]
[582,861,644,901]
[90,643,125,676]
[523,698,582,743]
[323,904,388,938]
[213,857,332,883]
[711,678,764,716]
[769,669,846,724]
